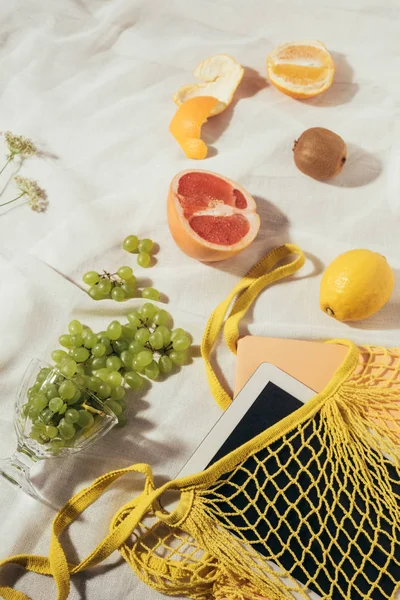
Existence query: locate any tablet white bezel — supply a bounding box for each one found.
[177,362,315,480]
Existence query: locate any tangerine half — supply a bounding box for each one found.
[167,170,260,262]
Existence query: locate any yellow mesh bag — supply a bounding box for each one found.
[1,244,400,600]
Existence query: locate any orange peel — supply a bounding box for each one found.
[169,96,218,160]
[267,40,335,99]
[173,54,244,116]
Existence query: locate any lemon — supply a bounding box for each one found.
[320,249,395,322]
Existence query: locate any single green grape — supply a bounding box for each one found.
[45,384,59,400]
[135,328,150,345]
[32,393,48,411]
[59,380,76,400]
[127,312,141,327]
[117,414,127,427]
[111,386,125,401]
[68,389,82,405]
[49,397,64,412]
[59,403,67,415]
[113,339,129,354]
[149,330,163,350]
[121,283,134,299]
[117,266,134,281]
[95,368,112,382]
[106,355,122,371]
[142,287,160,301]
[124,370,144,390]
[138,238,154,253]
[30,382,42,395]
[157,325,171,346]
[171,328,186,342]
[45,425,59,439]
[40,408,54,424]
[135,350,153,368]
[77,410,94,428]
[65,408,80,424]
[70,334,83,348]
[82,327,93,338]
[98,335,112,349]
[91,356,107,370]
[59,359,77,378]
[87,376,102,392]
[97,279,112,295]
[75,364,85,375]
[123,235,139,253]
[105,399,122,416]
[137,252,151,268]
[88,286,104,301]
[70,347,90,363]
[172,335,191,351]
[121,325,135,339]
[36,367,51,383]
[153,309,169,326]
[107,320,122,341]
[92,343,106,358]
[58,419,76,440]
[132,357,144,372]
[111,286,126,302]
[145,360,159,380]
[141,303,157,319]
[51,349,68,363]
[83,331,97,349]
[28,406,41,420]
[98,382,112,399]
[120,350,134,367]
[117,398,127,412]
[169,350,186,366]
[107,371,123,387]
[72,374,85,388]
[83,271,100,285]
[68,320,83,335]
[59,334,73,349]
[159,355,173,374]
[129,340,145,355]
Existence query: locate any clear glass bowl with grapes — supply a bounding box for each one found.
[0,359,117,502]
[0,303,193,503]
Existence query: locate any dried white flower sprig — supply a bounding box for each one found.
[0,131,38,176]
[0,176,48,212]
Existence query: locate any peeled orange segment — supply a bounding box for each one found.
[169,96,218,159]
[168,170,260,262]
[174,54,244,116]
[267,40,335,99]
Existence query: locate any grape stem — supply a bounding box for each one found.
[82,403,105,416]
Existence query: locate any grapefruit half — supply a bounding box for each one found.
[167,170,260,262]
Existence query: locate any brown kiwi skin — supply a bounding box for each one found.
[293,127,347,180]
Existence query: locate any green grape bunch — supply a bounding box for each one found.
[23,305,193,452]
[83,267,137,302]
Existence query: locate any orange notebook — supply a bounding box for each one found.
[234,337,349,396]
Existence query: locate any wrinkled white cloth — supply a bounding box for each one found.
[0,0,399,598]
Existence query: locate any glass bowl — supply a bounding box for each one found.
[0,358,117,502]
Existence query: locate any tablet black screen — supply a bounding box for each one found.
[205,382,400,600]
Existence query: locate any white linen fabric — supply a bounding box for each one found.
[0,0,399,598]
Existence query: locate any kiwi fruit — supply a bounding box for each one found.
[293,127,347,180]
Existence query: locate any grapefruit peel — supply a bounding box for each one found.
[173,54,244,116]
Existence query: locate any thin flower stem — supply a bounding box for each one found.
[0,154,15,177]
[0,192,26,208]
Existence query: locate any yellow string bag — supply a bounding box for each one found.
[1,243,400,600]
